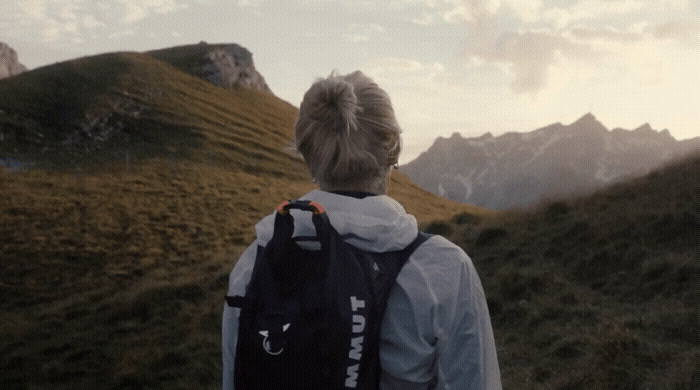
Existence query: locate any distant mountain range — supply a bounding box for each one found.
[401,113,700,209]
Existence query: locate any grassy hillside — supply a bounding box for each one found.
[0,51,302,173]
[0,50,486,389]
[423,152,700,389]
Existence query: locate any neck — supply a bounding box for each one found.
[320,169,392,195]
[329,190,377,199]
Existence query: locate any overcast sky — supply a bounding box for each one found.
[2,0,699,162]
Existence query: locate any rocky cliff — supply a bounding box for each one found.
[401,113,700,209]
[0,42,27,79]
[149,41,272,94]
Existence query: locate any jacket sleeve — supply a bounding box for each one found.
[222,243,258,390]
[436,243,502,389]
[380,236,501,390]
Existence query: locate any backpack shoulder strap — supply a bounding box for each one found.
[396,231,431,268]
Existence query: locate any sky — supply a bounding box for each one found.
[2,0,699,163]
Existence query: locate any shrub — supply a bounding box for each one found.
[590,317,643,390]
[451,211,482,225]
[423,221,454,238]
[474,227,508,247]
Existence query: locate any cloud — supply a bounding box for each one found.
[567,25,644,44]
[42,18,62,41]
[569,0,646,19]
[122,2,147,23]
[343,23,387,43]
[535,0,666,27]
[18,0,48,19]
[443,5,470,23]
[108,29,136,39]
[411,12,435,25]
[119,0,177,23]
[503,0,543,22]
[441,0,543,24]
[365,57,455,97]
[8,0,101,41]
[654,19,700,47]
[537,0,691,28]
[6,0,182,43]
[58,0,80,20]
[396,0,438,8]
[465,28,590,93]
[368,57,428,74]
[14,0,87,42]
[443,0,500,23]
[450,1,584,94]
[82,14,105,29]
[449,0,699,94]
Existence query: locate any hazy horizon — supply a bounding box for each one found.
[2,0,699,163]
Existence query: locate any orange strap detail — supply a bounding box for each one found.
[275,200,326,215]
[276,200,291,215]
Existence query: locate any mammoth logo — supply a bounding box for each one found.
[259,323,290,355]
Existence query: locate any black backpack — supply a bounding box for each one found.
[226,200,430,389]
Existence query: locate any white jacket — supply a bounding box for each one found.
[222,190,502,390]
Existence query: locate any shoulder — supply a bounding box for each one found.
[407,234,474,280]
[395,233,473,294]
[394,234,482,331]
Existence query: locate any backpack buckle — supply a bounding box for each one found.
[259,323,290,355]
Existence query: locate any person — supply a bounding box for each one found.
[222,71,502,389]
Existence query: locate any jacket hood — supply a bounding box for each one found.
[255,189,418,252]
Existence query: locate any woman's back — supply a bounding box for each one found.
[222,71,501,389]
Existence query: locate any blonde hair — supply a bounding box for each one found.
[295,71,401,192]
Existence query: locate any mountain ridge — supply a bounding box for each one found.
[402,113,700,209]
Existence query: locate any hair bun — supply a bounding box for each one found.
[301,75,359,133]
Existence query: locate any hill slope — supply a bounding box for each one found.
[0,51,300,173]
[402,113,700,209]
[424,152,700,389]
[0,49,484,389]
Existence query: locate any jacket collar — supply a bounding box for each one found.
[255,190,418,252]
